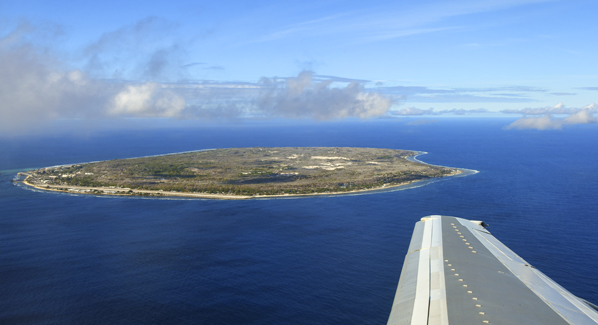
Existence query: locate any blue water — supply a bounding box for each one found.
[1,118,597,324]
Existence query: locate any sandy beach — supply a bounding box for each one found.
[19,168,463,200]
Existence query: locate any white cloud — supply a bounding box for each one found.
[256,71,392,120]
[0,23,191,134]
[506,114,564,130]
[563,108,598,125]
[506,103,598,130]
[392,107,435,115]
[501,102,578,115]
[389,107,488,116]
[582,103,598,111]
[0,40,109,132]
[109,83,185,118]
[0,26,395,135]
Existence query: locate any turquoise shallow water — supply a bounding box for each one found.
[1,119,597,324]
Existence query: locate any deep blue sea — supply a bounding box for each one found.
[1,118,597,324]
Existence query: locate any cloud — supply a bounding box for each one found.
[578,87,598,91]
[506,114,563,130]
[376,85,542,103]
[392,107,435,115]
[506,103,598,130]
[502,102,582,115]
[563,107,598,124]
[255,71,392,119]
[484,86,547,93]
[377,86,453,96]
[203,65,224,71]
[0,23,189,134]
[314,75,371,83]
[253,0,553,44]
[377,85,547,97]
[444,108,488,115]
[389,107,487,116]
[142,45,182,80]
[0,31,102,131]
[550,92,576,96]
[0,25,394,135]
[582,103,598,111]
[82,17,190,81]
[181,62,206,68]
[109,82,185,118]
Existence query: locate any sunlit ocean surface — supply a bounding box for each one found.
[1,119,597,324]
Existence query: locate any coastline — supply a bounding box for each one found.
[16,150,472,200]
[408,151,479,175]
[19,168,464,201]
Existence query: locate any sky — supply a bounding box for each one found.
[1,0,597,135]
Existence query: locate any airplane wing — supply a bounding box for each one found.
[387,215,598,325]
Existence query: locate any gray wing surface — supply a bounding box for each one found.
[387,215,598,325]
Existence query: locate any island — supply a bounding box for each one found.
[20,147,462,199]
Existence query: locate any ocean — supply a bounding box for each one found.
[1,118,597,324]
